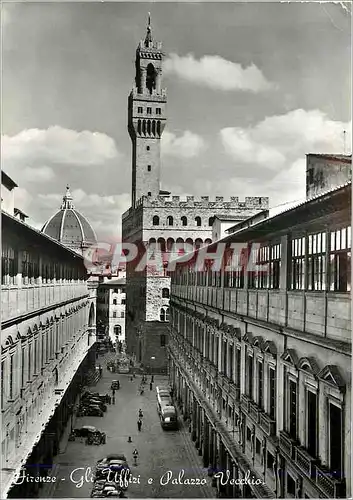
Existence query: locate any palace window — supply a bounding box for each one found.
[167,216,173,226]
[329,402,343,478]
[121,311,125,319]
[152,215,159,226]
[308,232,326,290]
[306,389,317,457]
[235,347,241,386]
[249,244,269,289]
[268,366,276,420]
[195,216,201,227]
[113,312,117,318]
[147,107,152,114]
[28,343,32,381]
[208,217,214,226]
[160,307,169,322]
[9,355,14,400]
[1,244,16,285]
[138,107,143,113]
[156,108,161,115]
[329,226,351,292]
[121,298,126,305]
[270,243,281,289]
[288,379,298,439]
[257,359,264,408]
[162,288,169,298]
[21,348,25,387]
[246,350,254,398]
[181,216,187,226]
[229,344,234,380]
[290,237,306,290]
[113,299,117,305]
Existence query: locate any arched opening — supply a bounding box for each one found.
[138,120,141,135]
[149,237,157,248]
[195,238,203,249]
[185,238,194,254]
[146,63,156,94]
[152,216,159,226]
[147,120,151,136]
[208,217,215,226]
[167,216,173,226]
[88,302,95,326]
[142,120,146,135]
[157,121,161,136]
[157,238,166,252]
[165,307,170,322]
[205,238,212,245]
[166,238,175,251]
[152,120,156,136]
[195,216,201,227]
[113,299,117,305]
[181,216,187,226]
[162,288,170,299]
[53,367,58,386]
[176,237,185,255]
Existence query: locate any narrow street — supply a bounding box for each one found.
[40,359,215,498]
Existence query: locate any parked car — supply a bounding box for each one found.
[96,456,130,487]
[78,405,104,417]
[82,391,111,403]
[72,426,106,444]
[160,405,178,430]
[83,398,108,412]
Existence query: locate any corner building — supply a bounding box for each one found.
[169,170,351,498]
[122,19,269,371]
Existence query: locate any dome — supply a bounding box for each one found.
[42,186,97,253]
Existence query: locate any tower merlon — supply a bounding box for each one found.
[126,195,270,209]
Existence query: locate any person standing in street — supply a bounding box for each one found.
[137,419,142,431]
[112,388,116,404]
[99,365,103,378]
[149,382,153,391]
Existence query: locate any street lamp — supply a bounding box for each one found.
[150,356,155,375]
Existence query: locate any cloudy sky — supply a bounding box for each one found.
[2,1,351,240]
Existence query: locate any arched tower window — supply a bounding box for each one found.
[167,216,173,226]
[147,120,151,136]
[146,63,156,94]
[160,308,166,321]
[152,216,159,226]
[209,217,215,226]
[157,121,161,137]
[142,120,146,135]
[152,120,156,136]
[195,216,201,227]
[162,288,170,298]
[181,216,187,226]
[137,120,142,136]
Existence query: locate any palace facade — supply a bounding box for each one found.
[168,157,351,498]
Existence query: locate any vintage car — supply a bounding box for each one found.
[72,426,106,444]
[82,391,111,403]
[78,405,104,417]
[82,398,108,412]
[95,456,130,487]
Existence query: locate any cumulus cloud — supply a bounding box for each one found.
[1,126,120,179]
[161,130,206,159]
[164,53,274,92]
[220,109,352,171]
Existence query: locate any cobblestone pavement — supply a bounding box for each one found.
[40,359,215,498]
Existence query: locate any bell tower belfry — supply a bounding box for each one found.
[128,14,167,208]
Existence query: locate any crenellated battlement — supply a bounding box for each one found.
[135,195,269,209]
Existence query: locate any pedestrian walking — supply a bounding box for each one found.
[99,365,103,378]
[137,419,142,431]
[151,375,154,383]
[130,375,133,381]
[117,380,120,390]
[149,382,153,391]
[112,388,116,398]
[138,409,143,418]
[133,449,138,466]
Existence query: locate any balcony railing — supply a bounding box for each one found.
[259,412,276,437]
[279,430,296,460]
[315,465,346,498]
[241,394,251,413]
[294,446,318,479]
[248,400,263,423]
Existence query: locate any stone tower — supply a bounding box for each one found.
[122,18,270,372]
[127,14,167,208]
